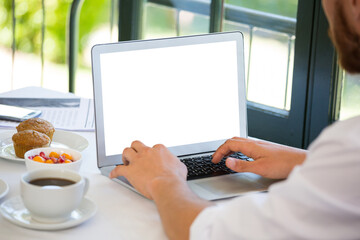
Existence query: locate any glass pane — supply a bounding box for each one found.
[285,36,295,110]
[144,1,297,110]
[223,21,252,88]
[144,3,177,39]
[247,28,292,109]
[0,0,12,91]
[0,0,46,93]
[0,0,114,99]
[41,0,72,93]
[75,0,116,98]
[225,0,298,18]
[178,11,209,36]
[144,0,210,38]
[339,71,360,120]
[0,1,12,49]
[224,0,298,110]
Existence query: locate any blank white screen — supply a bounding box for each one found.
[100,41,240,156]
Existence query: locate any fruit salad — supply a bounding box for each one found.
[29,151,74,164]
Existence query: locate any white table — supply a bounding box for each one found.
[0,88,168,239]
[0,129,169,240]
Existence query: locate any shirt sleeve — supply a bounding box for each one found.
[190,117,360,240]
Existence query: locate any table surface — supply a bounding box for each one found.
[0,87,243,239]
[0,87,170,239]
[0,129,171,240]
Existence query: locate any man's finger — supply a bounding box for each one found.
[225,158,257,173]
[212,145,231,163]
[122,147,137,165]
[131,140,148,152]
[212,139,242,163]
[109,165,128,178]
[212,138,255,163]
[153,143,165,149]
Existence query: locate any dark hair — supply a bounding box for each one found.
[330,1,360,73]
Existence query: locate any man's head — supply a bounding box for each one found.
[322,0,360,73]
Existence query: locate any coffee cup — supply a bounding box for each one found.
[20,169,89,223]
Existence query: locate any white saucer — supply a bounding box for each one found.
[0,196,96,230]
[0,179,9,199]
[0,130,89,162]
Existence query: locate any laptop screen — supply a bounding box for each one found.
[93,33,247,162]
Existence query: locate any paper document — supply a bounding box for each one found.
[0,98,95,131]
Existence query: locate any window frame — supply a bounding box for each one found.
[246,0,317,148]
[112,0,338,148]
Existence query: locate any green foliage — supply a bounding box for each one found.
[0,0,298,66]
[0,0,110,66]
[225,0,298,18]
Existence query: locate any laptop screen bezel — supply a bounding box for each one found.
[92,32,247,168]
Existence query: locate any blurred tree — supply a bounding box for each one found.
[0,0,298,68]
[0,0,110,67]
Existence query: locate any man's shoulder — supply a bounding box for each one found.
[323,115,360,140]
[309,115,360,153]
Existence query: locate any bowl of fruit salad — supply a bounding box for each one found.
[24,147,82,172]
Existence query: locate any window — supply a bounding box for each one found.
[0,0,116,98]
[223,1,297,110]
[3,0,347,149]
[144,0,211,39]
[339,71,360,120]
[0,0,74,93]
[142,0,310,147]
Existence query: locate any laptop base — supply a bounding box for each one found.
[100,166,280,201]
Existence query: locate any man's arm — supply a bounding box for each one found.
[109,141,211,240]
[110,139,307,239]
[150,177,213,240]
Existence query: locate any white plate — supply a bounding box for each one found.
[0,130,89,162]
[0,179,9,199]
[0,196,96,231]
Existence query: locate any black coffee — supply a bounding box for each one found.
[29,178,76,187]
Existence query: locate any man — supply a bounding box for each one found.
[110,0,360,239]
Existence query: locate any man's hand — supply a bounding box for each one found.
[109,141,210,240]
[109,140,188,199]
[212,137,308,179]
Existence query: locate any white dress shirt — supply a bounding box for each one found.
[190,115,360,239]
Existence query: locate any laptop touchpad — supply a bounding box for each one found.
[190,173,279,200]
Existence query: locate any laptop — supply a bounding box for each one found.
[91,32,277,200]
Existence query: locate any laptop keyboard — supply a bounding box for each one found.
[180,152,253,180]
